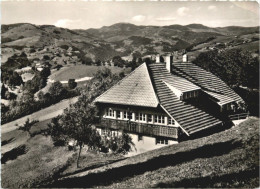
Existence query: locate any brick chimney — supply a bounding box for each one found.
[183,54,188,62]
[166,55,173,72]
[156,55,160,63]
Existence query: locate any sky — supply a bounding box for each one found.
[1,1,259,29]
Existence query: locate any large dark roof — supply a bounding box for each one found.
[95,63,159,108]
[172,62,243,103]
[96,62,243,135]
[147,63,222,135]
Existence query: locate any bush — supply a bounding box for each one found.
[18,36,24,40]
[68,79,77,89]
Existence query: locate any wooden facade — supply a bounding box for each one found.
[97,104,180,139]
[99,118,178,139]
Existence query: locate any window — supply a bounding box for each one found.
[158,115,164,124]
[161,116,165,124]
[154,115,158,123]
[168,128,176,136]
[128,112,133,120]
[107,108,114,117]
[158,116,162,123]
[117,111,121,119]
[123,111,127,119]
[156,138,168,145]
[136,113,139,121]
[168,117,175,125]
[161,126,168,135]
[183,93,187,99]
[191,91,194,98]
[139,113,146,122]
[101,129,111,136]
[148,114,152,123]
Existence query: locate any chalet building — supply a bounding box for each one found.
[95,55,245,140]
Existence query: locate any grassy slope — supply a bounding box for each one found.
[1,134,75,188]
[2,116,259,188]
[1,120,124,188]
[52,117,259,188]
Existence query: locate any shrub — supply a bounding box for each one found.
[68,79,77,89]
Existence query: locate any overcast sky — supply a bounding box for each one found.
[2,1,259,29]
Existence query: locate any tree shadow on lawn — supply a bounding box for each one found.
[1,137,15,146]
[1,145,29,164]
[49,139,242,188]
[155,167,259,188]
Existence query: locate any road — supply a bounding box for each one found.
[1,97,78,134]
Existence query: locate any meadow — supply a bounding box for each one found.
[49,65,131,82]
[2,117,258,188]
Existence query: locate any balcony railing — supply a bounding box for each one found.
[99,118,178,139]
[228,113,249,120]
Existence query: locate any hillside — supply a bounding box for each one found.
[46,117,259,188]
[2,114,258,188]
[2,23,259,64]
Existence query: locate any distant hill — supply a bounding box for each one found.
[1,22,259,64]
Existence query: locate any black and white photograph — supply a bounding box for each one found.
[1,0,259,188]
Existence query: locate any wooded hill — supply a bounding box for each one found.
[2,23,259,63]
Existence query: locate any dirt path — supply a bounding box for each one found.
[1,97,78,134]
[48,76,92,84]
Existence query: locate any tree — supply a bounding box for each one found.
[40,67,51,78]
[48,81,67,100]
[43,55,50,60]
[1,84,8,99]
[5,91,17,100]
[37,91,45,101]
[95,59,101,66]
[47,115,67,146]
[144,57,151,64]
[193,48,259,89]
[106,131,135,154]
[68,79,77,89]
[19,118,39,137]
[47,68,134,168]
[112,56,125,67]
[8,72,23,87]
[119,72,125,78]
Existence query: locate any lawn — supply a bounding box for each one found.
[2,117,259,188]
[50,65,131,82]
[1,133,75,188]
[49,117,259,188]
[1,117,124,188]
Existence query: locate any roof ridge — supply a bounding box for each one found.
[144,63,160,105]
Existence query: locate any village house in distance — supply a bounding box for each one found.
[95,54,246,141]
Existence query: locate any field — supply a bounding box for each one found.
[51,117,259,188]
[49,65,131,82]
[1,120,124,188]
[229,41,259,52]
[2,116,259,188]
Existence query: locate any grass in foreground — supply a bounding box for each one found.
[49,117,259,188]
[1,119,124,188]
